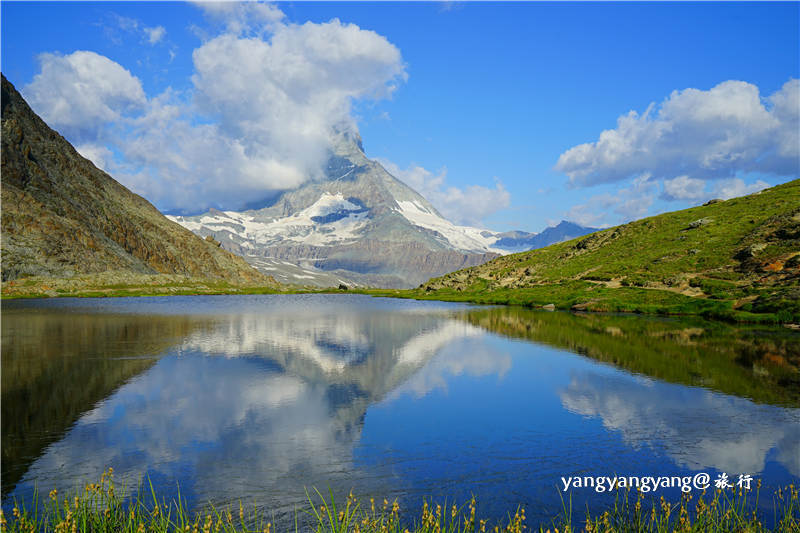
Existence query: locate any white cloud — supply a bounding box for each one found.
[712,177,770,200]
[570,174,771,227]
[24,51,145,141]
[661,175,770,203]
[144,25,166,44]
[769,79,800,163]
[76,143,114,172]
[556,79,800,187]
[378,160,510,227]
[187,20,406,194]
[661,175,707,202]
[24,8,407,213]
[101,89,310,210]
[193,1,285,35]
[566,175,656,227]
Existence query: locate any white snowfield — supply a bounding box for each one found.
[168,193,370,247]
[393,200,507,254]
[243,257,361,288]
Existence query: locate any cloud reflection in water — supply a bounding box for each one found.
[560,371,800,476]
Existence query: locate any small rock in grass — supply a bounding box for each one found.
[735,243,767,260]
[688,218,713,229]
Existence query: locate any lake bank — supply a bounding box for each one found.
[3,276,799,326]
[357,284,800,325]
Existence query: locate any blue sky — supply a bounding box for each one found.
[2,1,798,232]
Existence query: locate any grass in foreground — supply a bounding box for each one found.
[3,470,799,533]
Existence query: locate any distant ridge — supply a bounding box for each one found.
[0,74,273,286]
[492,221,598,252]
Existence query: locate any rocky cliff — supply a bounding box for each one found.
[1,75,273,285]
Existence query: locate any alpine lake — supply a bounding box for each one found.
[2,294,799,528]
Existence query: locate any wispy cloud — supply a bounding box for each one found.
[661,175,769,202]
[378,159,510,227]
[565,175,657,227]
[144,25,166,45]
[98,13,168,46]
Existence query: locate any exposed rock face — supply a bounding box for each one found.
[1,75,272,285]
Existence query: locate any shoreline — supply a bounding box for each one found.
[2,279,799,326]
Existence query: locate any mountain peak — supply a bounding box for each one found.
[555,220,594,231]
[330,128,365,158]
[164,110,597,287]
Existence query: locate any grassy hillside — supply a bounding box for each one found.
[370,180,800,323]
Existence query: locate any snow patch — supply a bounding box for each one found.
[394,200,507,254]
[169,193,370,247]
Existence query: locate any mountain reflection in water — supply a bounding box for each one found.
[2,295,798,526]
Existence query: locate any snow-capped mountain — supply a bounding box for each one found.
[168,133,595,288]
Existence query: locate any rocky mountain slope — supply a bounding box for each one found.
[406,180,800,322]
[169,131,595,288]
[1,75,273,286]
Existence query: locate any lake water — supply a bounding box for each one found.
[2,294,799,527]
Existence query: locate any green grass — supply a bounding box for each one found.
[355,285,792,325]
[360,180,800,324]
[3,470,799,533]
[3,277,795,325]
[0,270,350,299]
[1,277,288,300]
